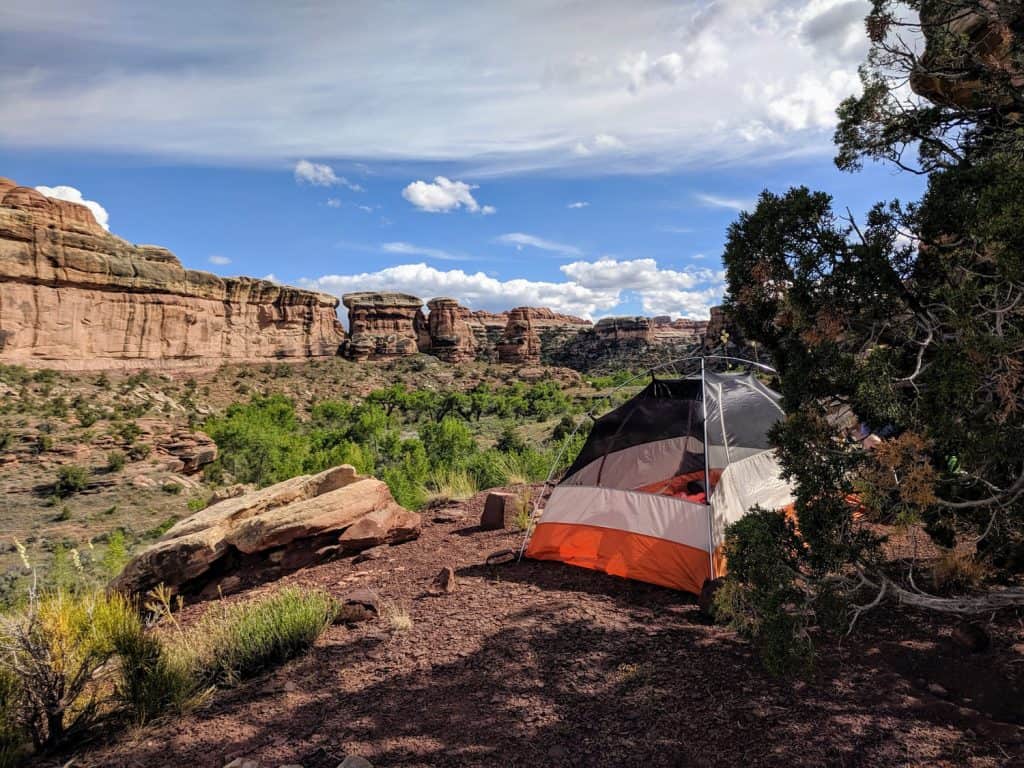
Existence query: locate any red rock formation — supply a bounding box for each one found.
[343,292,427,360]
[593,316,656,342]
[496,307,542,364]
[910,1,1023,111]
[426,297,478,362]
[0,179,345,370]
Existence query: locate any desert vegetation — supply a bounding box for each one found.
[202,381,592,509]
[716,0,1024,673]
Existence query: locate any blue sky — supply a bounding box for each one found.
[0,0,925,320]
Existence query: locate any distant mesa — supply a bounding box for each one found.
[0,173,719,372]
[0,175,345,370]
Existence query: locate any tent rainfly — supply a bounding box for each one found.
[524,359,795,594]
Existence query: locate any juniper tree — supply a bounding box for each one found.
[717,0,1024,670]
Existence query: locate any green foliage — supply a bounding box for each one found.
[54,464,90,497]
[720,1,1024,672]
[201,587,336,684]
[99,530,130,579]
[715,510,813,676]
[420,417,477,469]
[161,482,183,495]
[204,394,308,487]
[106,450,126,472]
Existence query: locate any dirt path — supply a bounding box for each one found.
[64,492,1024,768]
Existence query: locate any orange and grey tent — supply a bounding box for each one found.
[524,357,795,594]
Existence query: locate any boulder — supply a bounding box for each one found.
[0,177,345,371]
[110,465,419,596]
[479,491,522,531]
[154,429,218,474]
[338,504,422,551]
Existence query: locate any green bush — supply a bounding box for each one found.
[99,530,130,579]
[161,482,183,495]
[54,465,90,497]
[202,587,336,684]
[106,450,126,472]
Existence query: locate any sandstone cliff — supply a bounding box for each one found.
[0,178,345,370]
[342,291,428,360]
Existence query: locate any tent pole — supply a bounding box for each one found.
[701,356,716,581]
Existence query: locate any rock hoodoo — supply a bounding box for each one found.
[342,292,428,360]
[496,307,542,365]
[0,177,345,370]
[425,297,478,362]
[111,464,421,597]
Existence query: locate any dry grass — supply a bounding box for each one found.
[380,601,413,632]
[425,468,477,505]
[930,549,991,592]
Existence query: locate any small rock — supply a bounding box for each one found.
[338,757,373,768]
[283,680,298,693]
[354,544,388,563]
[337,588,380,621]
[277,764,304,768]
[432,510,466,524]
[224,759,259,768]
[1013,643,1024,656]
[950,622,990,653]
[429,566,457,595]
[927,683,948,697]
[485,548,517,566]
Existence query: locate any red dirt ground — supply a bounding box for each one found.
[53,491,1024,768]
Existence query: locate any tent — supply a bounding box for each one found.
[523,357,795,594]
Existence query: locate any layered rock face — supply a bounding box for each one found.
[0,178,345,370]
[342,292,428,360]
[426,297,478,362]
[111,464,421,597]
[593,316,656,342]
[496,307,543,364]
[911,1,1023,112]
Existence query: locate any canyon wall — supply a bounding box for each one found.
[342,292,428,361]
[0,178,345,371]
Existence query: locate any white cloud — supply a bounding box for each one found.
[695,192,753,212]
[208,255,232,265]
[381,241,470,262]
[34,185,109,230]
[567,201,589,209]
[262,273,279,283]
[1,1,872,173]
[496,233,582,257]
[294,160,362,190]
[401,176,494,214]
[326,197,342,208]
[301,256,724,320]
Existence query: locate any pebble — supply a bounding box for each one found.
[338,757,374,768]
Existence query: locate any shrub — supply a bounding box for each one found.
[145,516,180,540]
[99,530,130,579]
[54,465,90,497]
[186,496,208,513]
[127,442,151,461]
[200,587,336,684]
[420,417,477,470]
[714,509,813,676]
[161,482,183,495]
[426,468,477,505]
[0,590,137,748]
[0,665,26,768]
[0,432,12,452]
[110,611,206,726]
[106,450,126,472]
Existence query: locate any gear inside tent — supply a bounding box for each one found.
[524,359,795,594]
